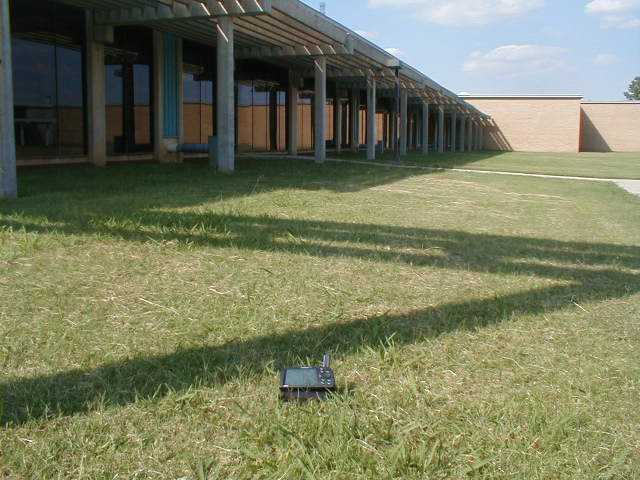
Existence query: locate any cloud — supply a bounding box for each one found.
[594,53,620,65]
[368,0,546,26]
[384,47,406,58]
[585,0,640,13]
[600,14,640,26]
[585,0,640,28]
[462,45,569,76]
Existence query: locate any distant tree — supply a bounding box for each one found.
[624,76,640,100]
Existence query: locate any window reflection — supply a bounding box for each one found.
[237,81,253,152]
[277,90,286,151]
[235,60,287,153]
[105,27,153,156]
[236,80,287,153]
[183,40,215,145]
[298,92,314,150]
[10,0,85,159]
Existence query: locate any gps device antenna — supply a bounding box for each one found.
[280,354,336,401]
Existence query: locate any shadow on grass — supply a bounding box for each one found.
[330,150,509,170]
[1,159,639,425]
[12,156,432,203]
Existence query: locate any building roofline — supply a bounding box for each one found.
[581,101,640,104]
[459,94,584,99]
[61,0,488,118]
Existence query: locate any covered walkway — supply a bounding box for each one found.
[0,0,489,198]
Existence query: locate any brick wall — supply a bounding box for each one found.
[580,103,640,152]
[462,97,582,152]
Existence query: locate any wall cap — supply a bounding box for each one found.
[459,94,584,99]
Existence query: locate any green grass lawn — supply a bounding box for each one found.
[333,151,640,180]
[1,158,639,479]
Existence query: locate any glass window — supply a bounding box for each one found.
[105,26,153,156]
[237,81,253,152]
[10,0,86,159]
[235,60,287,153]
[276,90,286,151]
[183,40,215,145]
[252,82,270,151]
[298,92,314,150]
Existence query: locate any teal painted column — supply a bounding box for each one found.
[163,34,180,139]
[154,32,182,163]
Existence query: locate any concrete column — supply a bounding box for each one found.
[407,111,413,151]
[437,107,444,153]
[1,0,17,198]
[459,116,466,152]
[450,112,457,152]
[466,118,473,152]
[216,17,235,172]
[314,56,326,164]
[287,71,298,155]
[470,121,476,151]
[480,123,485,150]
[421,102,429,154]
[350,87,360,151]
[366,76,376,161]
[333,85,343,154]
[85,12,107,167]
[153,32,166,163]
[408,112,414,151]
[415,113,421,150]
[414,110,420,151]
[176,38,184,152]
[399,89,407,156]
[391,95,398,157]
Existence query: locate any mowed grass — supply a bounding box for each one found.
[333,150,640,180]
[1,158,639,479]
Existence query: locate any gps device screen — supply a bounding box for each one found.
[283,368,319,387]
[280,356,336,401]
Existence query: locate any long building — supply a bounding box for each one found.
[0,0,489,198]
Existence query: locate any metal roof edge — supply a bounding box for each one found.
[459,94,584,99]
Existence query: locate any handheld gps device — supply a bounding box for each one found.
[280,354,336,401]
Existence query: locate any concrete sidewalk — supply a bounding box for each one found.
[324,158,640,197]
[242,154,640,197]
[613,180,640,196]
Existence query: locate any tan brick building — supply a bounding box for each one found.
[460,95,640,153]
[580,102,640,152]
